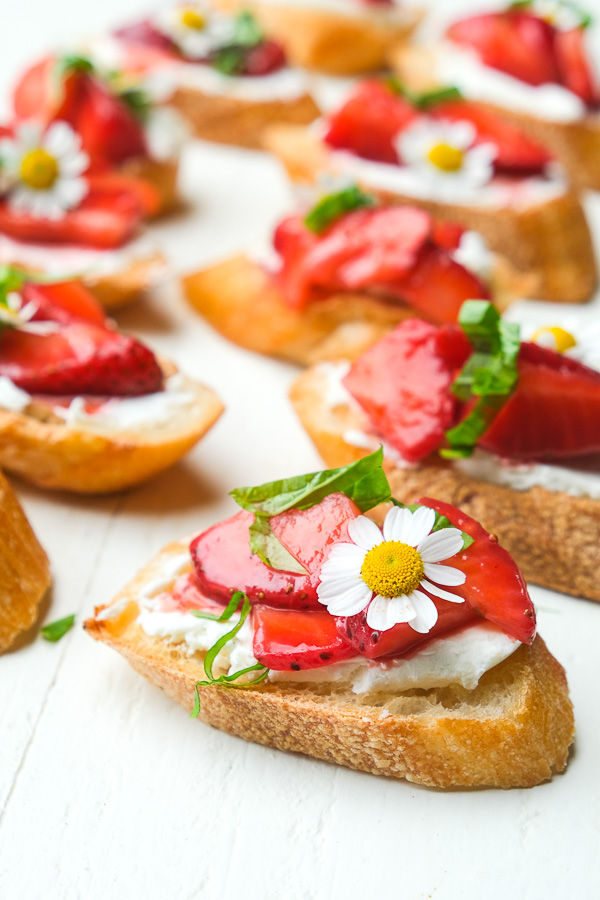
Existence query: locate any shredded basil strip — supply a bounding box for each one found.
[210,10,264,74]
[390,499,474,550]
[304,184,377,234]
[41,614,76,643]
[118,87,153,122]
[189,592,269,718]
[230,448,391,572]
[509,0,592,28]
[442,301,520,459]
[386,77,463,109]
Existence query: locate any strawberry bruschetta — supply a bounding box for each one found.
[291,300,600,602]
[183,182,530,365]
[392,0,600,190]
[99,3,319,148]
[0,469,51,653]
[0,267,223,492]
[264,78,597,302]
[215,0,422,75]
[86,451,574,789]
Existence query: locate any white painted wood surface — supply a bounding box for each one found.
[1,2,600,897]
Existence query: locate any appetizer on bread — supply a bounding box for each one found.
[391,1,600,191]
[0,267,223,493]
[0,469,51,653]
[290,300,600,602]
[87,451,574,789]
[103,2,319,148]
[264,78,597,303]
[183,182,529,365]
[215,0,422,75]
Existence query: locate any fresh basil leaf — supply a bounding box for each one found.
[41,614,75,642]
[414,85,463,109]
[233,10,264,47]
[390,498,474,550]
[304,184,376,234]
[509,0,592,28]
[211,46,246,75]
[119,87,153,122]
[56,54,94,75]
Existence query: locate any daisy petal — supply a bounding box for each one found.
[317,575,365,600]
[348,516,383,551]
[423,562,466,586]
[324,583,372,617]
[404,506,436,547]
[408,590,439,634]
[421,579,465,604]
[382,505,409,542]
[418,528,464,563]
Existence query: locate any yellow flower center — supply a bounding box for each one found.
[181,8,206,29]
[532,325,577,354]
[20,149,59,190]
[361,541,424,599]
[427,143,464,173]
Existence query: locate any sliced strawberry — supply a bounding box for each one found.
[432,99,551,175]
[274,214,320,310]
[169,572,228,615]
[0,322,163,395]
[447,12,560,86]
[392,244,490,325]
[114,20,179,54]
[323,80,417,164]
[74,76,148,166]
[253,607,357,670]
[419,498,536,644]
[337,596,479,660]
[190,510,319,609]
[12,57,58,122]
[241,40,287,76]
[478,341,600,460]
[431,220,464,252]
[343,319,470,463]
[555,27,598,105]
[86,172,160,218]
[23,280,106,326]
[271,492,360,574]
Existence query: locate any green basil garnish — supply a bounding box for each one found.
[509,0,593,28]
[41,614,75,643]
[386,77,463,110]
[210,10,264,75]
[442,301,520,459]
[304,184,377,234]
[230,447,391,573]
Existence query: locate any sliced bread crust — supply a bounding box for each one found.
[0,470,51,653]
[264,124,597,303]
[85,539,574,789]
[0,366,224,493]
[182,252,523,366]
[290,364,600,603]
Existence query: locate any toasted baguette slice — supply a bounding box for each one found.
[390,44,600,192]
[120,156,180,217]
[214,0,422,75]
[264,124,597,303]
[182,252,526,366]
[170,87,319,149]
[85,539,574,789]
[0,366,223,494]
[82,252,166,312]
[290,363,600,603]
[0,470,51,653]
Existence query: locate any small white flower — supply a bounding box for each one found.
[317,506,467,634]
[0,121,89,221]
[155,3,236,59]
[396,117,496,199]
[528,0,584,31]
[0,291,59,334]
[529,320,600,373]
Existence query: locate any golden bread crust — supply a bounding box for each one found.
[0,471,51,653]
[0,368,223,493]
[182,253,524,365]
[85,539,574,788]
[290,364,600,603]
[83,252,166,312]
[264,124,597,303]
[120,156,180,217]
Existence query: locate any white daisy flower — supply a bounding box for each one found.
[529,320,600,373]
[0,291,59,335]
[155,3,236,59]
[317,505,467,634]
[528,0,584,31]
[396,118,496,200]
[0,121,89,221]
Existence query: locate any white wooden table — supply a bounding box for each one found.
[2,2,600,897]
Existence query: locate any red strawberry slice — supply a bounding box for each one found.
[419,498,536,644]
[74,76,148,166]
[337,596,479,660]
[114,20,178,54]
[253,607,357,670]
[23,280,106,326]
[447,12,560,86]
[271,492,360,574]
[432,99,551,175]
[555,27,598,105]
[170,572,234,616]
[431,220,464,252]
[324,80,417,164]
[478,341,600,460]
[242,39,287,76]
[12,57,89,125]
[343,319,471,463]
[190,510,319,609]
[273,214,320,310]
[392,244,491,325]
[0,322,163,395]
